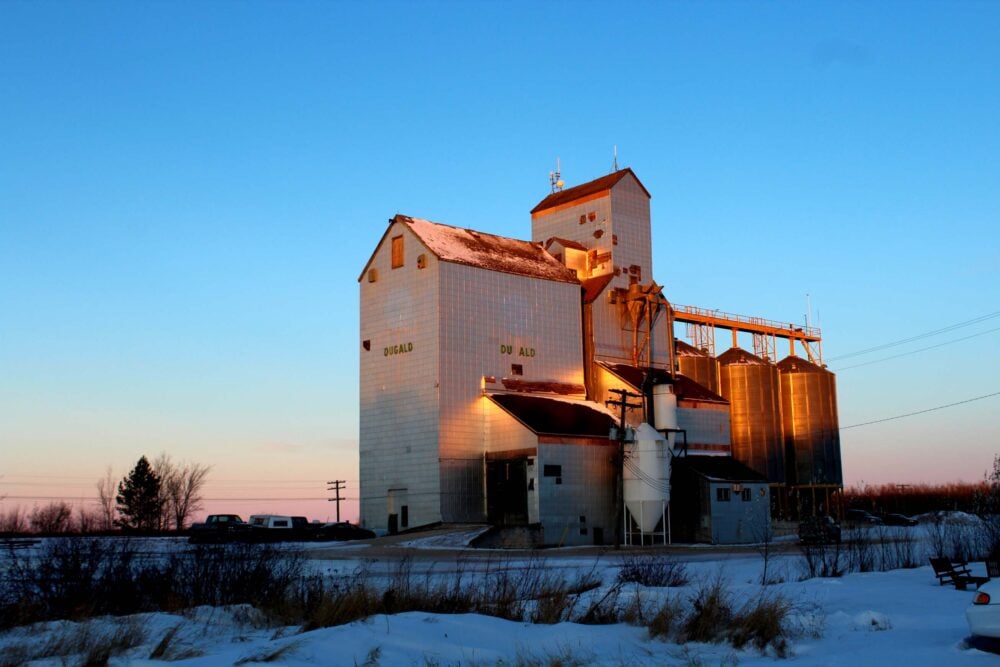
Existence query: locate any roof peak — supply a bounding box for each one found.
[530,168,650,215]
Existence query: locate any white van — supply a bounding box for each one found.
[249,514,294,529]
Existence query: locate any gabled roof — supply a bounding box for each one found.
[597,361,728,404]
[545,237,589,252]
[360,215,578,284]
[402,215,578,283]
[673,455,768,483]
[487,393,615,438]
[530,168,651,215]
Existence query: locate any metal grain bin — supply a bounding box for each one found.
[675,339,719,394]
[716,347,785,483]
[776,355,843,486]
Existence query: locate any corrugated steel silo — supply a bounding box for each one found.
[675,339,719,394]
[776,355,843,486]
[716,347,785,483]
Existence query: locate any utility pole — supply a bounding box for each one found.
[327,480,345,522]
[606,388,643,549]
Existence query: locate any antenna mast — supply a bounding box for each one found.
[549,157,564,193]
[613,145,619,172]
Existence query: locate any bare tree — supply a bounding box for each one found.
[74,505,101,534]
[0,506,27,533]
[96,466,116,530]
[30,501,73,533]
[153,453,211,530]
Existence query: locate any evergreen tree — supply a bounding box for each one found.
[116,455,163,531]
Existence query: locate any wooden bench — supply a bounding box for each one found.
[930,557,990,590]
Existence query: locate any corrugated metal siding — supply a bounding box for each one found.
[438,262,584,522]
[360,223,442,531]
[708,482,770,544]
[537,442,616,546]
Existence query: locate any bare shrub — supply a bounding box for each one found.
[843,526,874,573]
[680,575,733,643]
[927,512,990,561]
[577,582,623,625]
[729,593,791,656]
[872,525,919,570]
[0,506,27,534]
[73,506,102,534]
[29,501,73,534]
[799,541,846,579]
[616,554,688,587]
[647,595,685,639]
[0,538,305,629]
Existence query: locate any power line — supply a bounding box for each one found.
[840,391,1000,430]
[0,496,359,502]
[834,326,1000,371]
[827,311,1000,361]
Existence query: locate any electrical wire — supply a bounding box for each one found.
[840,391,1000,430]
[833,326,1000,371]
[826,310,1000,361]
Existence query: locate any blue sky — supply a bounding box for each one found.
[2,1,998,518]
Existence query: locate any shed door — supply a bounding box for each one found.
[486,459,529,526]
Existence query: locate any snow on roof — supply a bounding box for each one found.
[397,215,579,284]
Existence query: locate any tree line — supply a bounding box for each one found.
[0,454,210,535]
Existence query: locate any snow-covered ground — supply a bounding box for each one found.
[2,528,999,665]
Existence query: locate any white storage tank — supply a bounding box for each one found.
[624,422,671,534]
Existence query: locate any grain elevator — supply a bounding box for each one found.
[358,168,842,545]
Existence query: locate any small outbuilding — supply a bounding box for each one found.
[670,455,770,544]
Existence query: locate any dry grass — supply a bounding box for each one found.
[729,593,791,656]
[0,617,147,667]
[234,639,303,664]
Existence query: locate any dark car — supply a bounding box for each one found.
[799,515,841,544]
[319,522,376,541]
[882,513,918,526]
[189,514,253,543]
[846,509,883,525]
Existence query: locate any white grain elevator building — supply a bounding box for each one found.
[359,169,771,545]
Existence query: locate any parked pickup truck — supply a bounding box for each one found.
[188,514,253,543]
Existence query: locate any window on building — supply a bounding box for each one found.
[391,235,404,268]
[543,465,562,477]
[400,505,409,528]
[716,488,731,502]
[511,364,523,376]
[742,488,752,501]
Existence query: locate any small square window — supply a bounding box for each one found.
[543,465,562,477]
[716,488,731,502]
[741,488,752,501]
[511,364,523,376]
